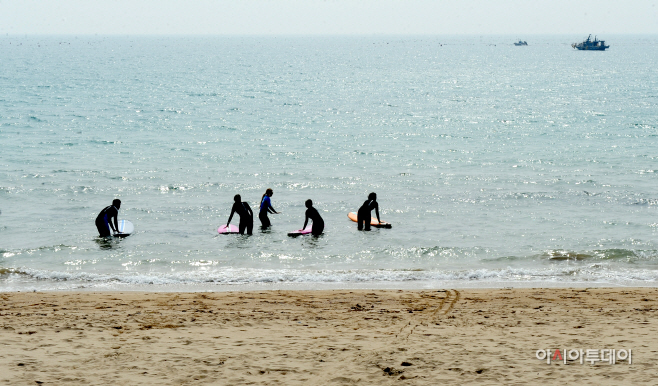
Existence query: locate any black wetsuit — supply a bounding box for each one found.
[259,212,271,228]
[357,199,379,231]
[95,205,118,237]
[228,202,253,235]
[304,206,325,236]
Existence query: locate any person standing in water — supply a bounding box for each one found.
[95,199,121,237]
[357,192,380,231]
[302,199,324,236]
[227,194,254,235]
[259,188,278,228]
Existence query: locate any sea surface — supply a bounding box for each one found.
[1,35,658,291]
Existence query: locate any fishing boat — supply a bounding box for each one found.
[571,35,609,51]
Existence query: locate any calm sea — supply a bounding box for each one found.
[1,35,657,291]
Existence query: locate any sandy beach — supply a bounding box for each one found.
[1,288,656,385]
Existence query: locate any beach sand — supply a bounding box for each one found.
[1,288,656,385]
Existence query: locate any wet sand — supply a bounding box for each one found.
[1,288,656,385]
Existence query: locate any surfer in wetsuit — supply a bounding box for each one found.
[227,194,254,235]
[357,192,380,231]
[302,199,324,236]
[95,199,121,237]
[259,188,278,228]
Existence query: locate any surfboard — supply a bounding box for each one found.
[218,224,240,234]
[287,224,313,237]
[114,219,134,238]
[347,212,392,228]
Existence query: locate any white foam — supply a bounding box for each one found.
[3,264,657,292]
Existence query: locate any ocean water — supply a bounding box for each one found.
[1,35,658,291]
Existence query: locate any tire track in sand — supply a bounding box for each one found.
[396,289,460,340]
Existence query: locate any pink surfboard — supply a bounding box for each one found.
[218,224,240,234]
[287,224,313,237]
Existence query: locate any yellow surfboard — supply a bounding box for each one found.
[347,212,392,228]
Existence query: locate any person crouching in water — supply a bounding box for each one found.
[259,188,278,228]
[96,199,121,237]
[227,194,254,235]
[357,192,380,231]
[302,199,324,236]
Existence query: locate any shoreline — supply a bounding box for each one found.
[1,287,656,384]
[3,278,658,293]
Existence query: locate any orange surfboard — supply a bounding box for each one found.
[347,212,392,228]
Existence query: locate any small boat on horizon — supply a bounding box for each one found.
[514,40,528,46]
[572,35,609,51]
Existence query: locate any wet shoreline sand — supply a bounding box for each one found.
[1,288,656,385]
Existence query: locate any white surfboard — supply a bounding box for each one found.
[114,220,134,238]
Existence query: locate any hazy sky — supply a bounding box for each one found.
[1,0,656,35]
